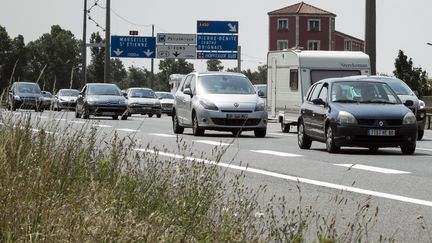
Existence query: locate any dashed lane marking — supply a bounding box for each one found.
[334,164,411,174]
[417,148,432,152]
[70,121,86,124]
[250,150,303,157]
[116,128,140,133]
[268,132,296,137]
[93,124,112,128]
[148,133,177,138]
[193,140,231,146]
[135,148,432,208]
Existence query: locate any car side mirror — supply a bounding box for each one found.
[183,88,192,96]
[257,90,265,97]
[122,92,128,98]
[404,100,414,107]
[312,98,326,106]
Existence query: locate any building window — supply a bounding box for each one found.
[308,40,320,50]
[345,40,352,51]
[278,19,288,30]
[277,40,288,50]
[308,19,320,32]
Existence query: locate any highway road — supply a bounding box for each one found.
[2,110,432,241]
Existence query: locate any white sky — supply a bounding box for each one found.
[1,0,431,76]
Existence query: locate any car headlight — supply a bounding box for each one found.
[87,99,97,105]
[255,99,265,111]
[199,98,218,111]
[14,95,21,101]
[403,112,416,125]
[119,99,127,105]
[419,100,425,110]
[337,111,357,125]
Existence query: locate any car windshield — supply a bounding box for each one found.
[385,78,413,96]
[59,89,79,96]
[156,92,174,99]
[198,75,256,94]
[88,85,121,96]
[331,81,400,104]
[130,89,156,98]
[42,92,52,98]
[16,83,41,94]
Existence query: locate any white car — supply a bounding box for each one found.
[155,91,174,116]
[172,72,267,137]
[126,88,162,118]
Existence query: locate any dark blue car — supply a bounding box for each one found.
[297,77,417,154]
[7,82,44,111]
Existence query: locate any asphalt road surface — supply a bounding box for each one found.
[2,109,432,241]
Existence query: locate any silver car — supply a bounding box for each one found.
[126,88,162,118]
[53,89,80,111]
[155,91,174,116]
[172,72,268,137]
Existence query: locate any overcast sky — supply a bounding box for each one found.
[1,0,431,76]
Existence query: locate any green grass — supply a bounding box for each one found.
[0,113,401,242]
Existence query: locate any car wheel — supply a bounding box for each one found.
[231,129,242,137]
[298,121,312,149]
[82,106,90,119]
[148,114,153,118]
[417,130,424,141]
[157,114,161,118]
[192,113,205,136]
[172,110,184,134]
[401,143,416,155]
[254,128,266,138]
[326,126,340,153]
[6,103,11,111]
[281,123,290,133]
[112,115,119,120]
[75,108,80,118]
[121,115,128,120]
[11,104,16,111]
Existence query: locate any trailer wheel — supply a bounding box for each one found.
[281,122,290,133]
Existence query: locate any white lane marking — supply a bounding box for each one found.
[70,121,86,124]
[38,116,49,119]
[116,128,139,133]
[334,164,410,174]
[55,118,67,121]
[31,128,54,135]
[149,133,176,138]
[250,150,303,157]
[194,140,231,146]
[135,148,432,208]
[93,124,112,128]
[417,148,432,152]
[0,122,4,125]
[268,133,296,137]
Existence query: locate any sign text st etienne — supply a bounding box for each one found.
[111,36,156,58]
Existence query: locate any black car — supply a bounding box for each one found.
[297,77,417,154]
[75,83,128,120]
[6,82,44,111]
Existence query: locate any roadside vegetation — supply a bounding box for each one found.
[0,112,402,242]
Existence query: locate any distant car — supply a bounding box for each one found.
[6,82,44,111]
[75,83,128,120]
[155,91,174,116]
[126,88,162,118]
[297,77,417,154]
[41,91,54,109]
[253,84,267,98]
[366,76,426,140]
[53,89,80,111]
[172,72,268,137]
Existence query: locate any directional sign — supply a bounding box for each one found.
[111,35,156,58]
[197,34,238,51]
[157,45,196,59]
[197,52,238,60]
[197,20,239,34]
[157,33,196,45]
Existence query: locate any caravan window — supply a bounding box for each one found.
[289,69,298,91]
[310,70,361,84]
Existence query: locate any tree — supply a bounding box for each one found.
[87,32,105,83]
[111,58,127,86]
[225,65,267,84]
[206,59,223,71]
[394,50,428,97]
[157,59,194,91]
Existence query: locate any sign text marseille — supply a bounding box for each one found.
[111,35,156,58]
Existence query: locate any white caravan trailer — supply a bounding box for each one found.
[267,50,370,132]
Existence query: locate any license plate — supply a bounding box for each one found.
[367,129,395,136]
[226,113,248,119]
[101,112,116,116]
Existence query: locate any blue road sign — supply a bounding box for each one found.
[197,20,239,34]
[197,52,238,60]
[197,35,238,51]
[111,35,156,58]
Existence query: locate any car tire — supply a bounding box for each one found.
[82,107,90,119]
[112,115,119,120]
[75,108,80,118]
[326,126,340,153]
[121,115,128,120]
[231,129,242,137]
[148,114,153,118]
[6,103,11,111]
[298,121,312,149]
[172,110,184,134]
[417,130,424,141]
[401,143,416,155]
[192,113,205,136]
[281,123,290,133]
[254,128,266,138]
[157,114,161,118]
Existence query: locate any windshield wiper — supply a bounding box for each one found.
[333,99,359,103]
[360,100,395,104]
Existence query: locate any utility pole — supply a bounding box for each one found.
[151,24,154,89]
[237,45,241,72]
[104,0,111,83]
[82,0,87,85]
[365,0,376,75]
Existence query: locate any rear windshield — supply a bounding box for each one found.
[16,83,41,94]
[88,85,121,96]
[156,92,174,99]
[198,75,256,95]
[129,89,156,98]
[59,90,80,96]
[385,79,413,96]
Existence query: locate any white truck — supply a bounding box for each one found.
[267,49,371,132]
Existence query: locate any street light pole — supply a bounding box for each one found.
[104,0,111,83]
[82,0,87,85]
[365,0,376,75]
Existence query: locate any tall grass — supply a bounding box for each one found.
[0,113,398,242]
